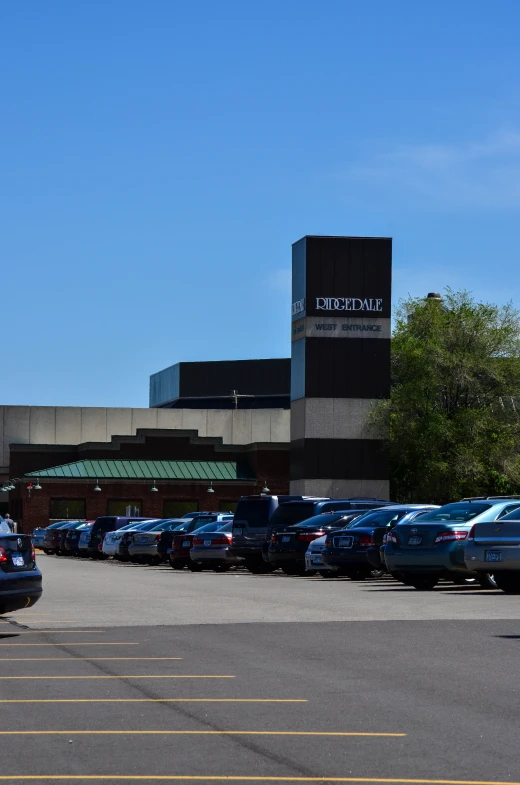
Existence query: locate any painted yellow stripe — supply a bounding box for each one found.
[3,630,105,634]
[0,658,183,661]
[0,675,234,679]
[0,779,512,784]
[0,642,139,646]
[0,731,404,737]
[0,699,307,703]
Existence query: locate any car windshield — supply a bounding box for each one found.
[293,513,350,529]
[410,502,492,522]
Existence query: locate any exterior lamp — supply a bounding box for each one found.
[262,480,270,493]
[207,482,215,494]
[33,479,42,491]
[93,480,102,492]
[151,481,158,492]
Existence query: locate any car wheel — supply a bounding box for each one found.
[452,576,478,585]
[369,569,385,579]
[187,562,204,572]
[477,573,498,589]
[410,577,438,591]
[43,549,52,555]
[494,572,520,594]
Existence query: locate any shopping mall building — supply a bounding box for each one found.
[1,236,392,531]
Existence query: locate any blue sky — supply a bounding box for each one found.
[2,0,520,407]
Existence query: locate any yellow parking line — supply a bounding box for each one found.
[0,780,513,784]
[0,675,234,679]
[0,699,307,703]
[0,730,404,736]
[0,656,173,661]
[0,642,139,646]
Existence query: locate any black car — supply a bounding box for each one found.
[321,505,438,579]
[267,511,367,575]
[0,531,42,613]
[55,521,87,555]
[63,521,94,555]
[42,521,82,555]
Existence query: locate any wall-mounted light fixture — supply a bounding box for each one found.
[207,482,215,494]
[93,480,102,492]
[151,481,158,492]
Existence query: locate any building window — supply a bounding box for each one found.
[163,500,198,518]
[50,499,86,520]
[219,501,237,513]
[107,500,142,516]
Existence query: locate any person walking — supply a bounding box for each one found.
[4,514,16,533]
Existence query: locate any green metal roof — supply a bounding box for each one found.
[25,459,255,482]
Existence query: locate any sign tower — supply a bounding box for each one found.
[290,235,392,498]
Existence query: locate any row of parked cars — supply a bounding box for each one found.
[31,492,520,593]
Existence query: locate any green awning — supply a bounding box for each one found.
[24,459,255,482]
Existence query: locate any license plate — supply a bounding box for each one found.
[282,535,291,542]
[234,527,244,536]
[138,537,148,543]
[337,537,353,548]
[485,551,502,562]
[183,540,191,547]
[408,536,423,545]
[12,555,24,567]
[204,540,212,546]
[310,555,323,565]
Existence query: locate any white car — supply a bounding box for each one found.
[305,534,339,575]
[102,521,159,558]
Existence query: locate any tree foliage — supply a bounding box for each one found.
[370,289,520,503]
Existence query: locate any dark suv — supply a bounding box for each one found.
[0,529,42,613]
[230,495,322,573]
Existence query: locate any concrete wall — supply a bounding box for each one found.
[0,406,291,476]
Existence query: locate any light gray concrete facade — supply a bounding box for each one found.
[0,406,290,477]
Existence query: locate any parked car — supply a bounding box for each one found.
[384,498,520,590]
[63,521,95,555]
[268,511,368,575]
[79,516,151,558]
[55,521,88,555]
[42,521,83,555]
[32,521,65,550]
[304,512,371,575]
[115,520,167,561]
[464,504,520,593]
[159,513,234,562]
[102,521,158,558]
[321,505,438,579]
[127,519,188,565]
[190,522,242,572]
[169,521,231,570]
[230,494,320,574]
[0,530,42,613]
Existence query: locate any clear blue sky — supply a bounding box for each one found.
[3,0,520,407]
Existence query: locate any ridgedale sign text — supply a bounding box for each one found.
[315,297,383,312]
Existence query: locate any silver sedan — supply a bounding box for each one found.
[189,522,244,572]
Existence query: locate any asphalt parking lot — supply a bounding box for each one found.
[1,554,520,784]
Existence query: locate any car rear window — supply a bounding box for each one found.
[192,522,226,534]
[498,508,520,521]
[234,499,271,527]
[292,513,350,529]
[347,510,406,528]
[269,503,318,527]
[410,503,492,522]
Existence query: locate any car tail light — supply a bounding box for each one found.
[324,537,330,546]
[297,532,323,542]
[31,545,36,561]
[359,534,375,547]
[0,547,7,563]
[467,525,475,540]
[155,534,161,542]
[386,530,398,544]
[434,530,468,544]
[270,534,277,542]
[192,538,203,545]
[212,536,231,545]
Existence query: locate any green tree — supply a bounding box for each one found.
[370,289,520,503]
